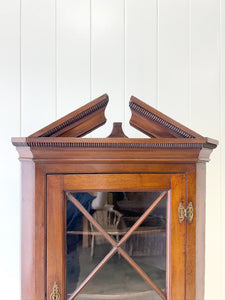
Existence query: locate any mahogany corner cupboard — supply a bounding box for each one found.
[12,94,218,300]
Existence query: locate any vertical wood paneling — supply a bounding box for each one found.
[57,0,91,118]
[190,1,220,138]
[0,1,20,299]
[190,1,221,299]
[158,0,189,125]
[221,1,225,299]
[21,0,56,136]
[91,0,125,137]
[125,0,157,137]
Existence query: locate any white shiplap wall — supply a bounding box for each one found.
[0,0,224,299]
[0,1,20,299]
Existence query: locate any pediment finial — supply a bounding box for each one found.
[107,122,128,138]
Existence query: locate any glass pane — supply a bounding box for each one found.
[77,256,162,300]
[66,193,114,299]
[122,193,167,294]
[66,191,167,300]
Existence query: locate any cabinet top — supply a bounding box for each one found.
[12,95,218,163]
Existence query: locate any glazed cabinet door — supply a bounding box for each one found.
[47,174,187,300]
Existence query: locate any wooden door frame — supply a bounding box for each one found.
[46,173,186,300]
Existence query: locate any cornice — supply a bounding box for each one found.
[12,137,206,149]
[12,95,217,164]
[40,97,108,137]
[29,94,109,138]
[129,101,194,138]
[129,96,204,139]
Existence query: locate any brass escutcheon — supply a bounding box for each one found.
[50,282,60,300]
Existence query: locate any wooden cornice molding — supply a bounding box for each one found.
[11,137,214,163]
[129,96,204,139]
[12,137,208,149]
[29,94,109,138]
[12,95,218,163]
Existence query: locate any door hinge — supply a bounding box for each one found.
[178,202,194,224]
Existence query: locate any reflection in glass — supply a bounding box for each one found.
[122,193,167,295]
[66,192,110,297]
[79,256,157,299]
[66,191,168,300]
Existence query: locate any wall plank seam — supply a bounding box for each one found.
[219,0,224,297]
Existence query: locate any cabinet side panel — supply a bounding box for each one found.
[196,162,206,300]
[21,161,35,299]
[186,165,196,300]
[21,162,47,300]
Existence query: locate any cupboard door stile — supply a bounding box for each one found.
[169,174,186,299]
[47,175,66,300]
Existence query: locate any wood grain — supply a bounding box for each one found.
[195,163,206,300]
[13,97,217,299]
[169,174,186,300]
[21,161,36,299]
[29,94,108,138]
[64,174,171,191]
[47,175,65,300]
